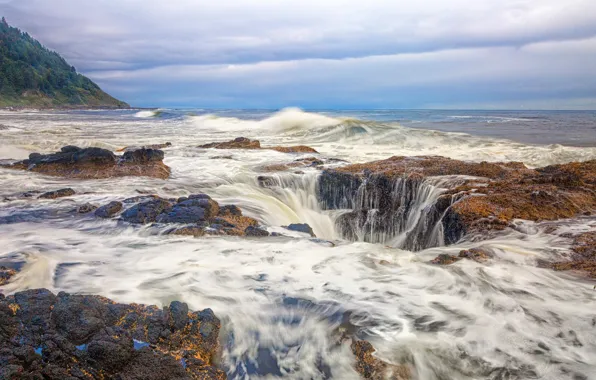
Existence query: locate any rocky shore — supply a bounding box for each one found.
[0,289,224,379]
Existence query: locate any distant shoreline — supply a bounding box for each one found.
[0,105,152,111]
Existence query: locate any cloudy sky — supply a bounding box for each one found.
[2,0,596,109]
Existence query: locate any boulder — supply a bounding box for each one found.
[245,226,270,237]
[77,203,98,213]
[38,188,76,200]
[0,289,225,379]
[121,199,173,224]
[95,201,123,218]
[284,223,316,237]
[1,146,171,180]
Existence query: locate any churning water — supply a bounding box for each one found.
[0,108,595,379]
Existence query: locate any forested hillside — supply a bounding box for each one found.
[0,18,129,108]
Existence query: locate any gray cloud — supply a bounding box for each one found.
[1,0,595,108]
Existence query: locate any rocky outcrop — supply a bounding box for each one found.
[1,146,171,180]
[199,137,317,154]
[0,288,225,379]
[261,157,324,172]
[552,231,596,277]
[317,156,596,250]
[38,188,76,200]
[98,194,263,237]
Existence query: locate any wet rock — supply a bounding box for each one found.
[0,289,224,379]
[245,226,270,237]
[168,225,206,237]
[121,148,165,163]
[0,266,17,286]
[199,137,261,150]
[121,199,173,224]
[351,340,410,380]
[458,247,493,262]
[318,157,596,251]
[430,254,462,265]
[262,156,325,172]
[77,203,98,213]
[1,146,171,180]
[284,223,316,237]
[157,197,219,224]
[552,231,596,277]
[38,188,76,199]
[95,201,123,218]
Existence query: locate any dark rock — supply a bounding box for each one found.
[245,226,270,237]
[168,225,206,237]
[121,148,165,163]
[157,197,219,224]
[95,201,123,218]
[284,223,316,237]
[0,289,225,379]
[77,203,98,213]
[168,301,189,331]
[121,199,173,224]
[38,188,76,200]
[2,146,171,180]
[60,145,82,153]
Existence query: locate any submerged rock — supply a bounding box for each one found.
[270,145,319,153]
[0,289,225,379]
[261,156,325,172]
[121,198,173,224]
[77,203,98,213]
[351,340,410,380]
[199,137,261,150]
[552,231,596,278]
[284,223,316,237]
[38,188,76,200]
[117,142,172,152]
[245,225,270,237]
[0,266,17,286]
[430,254,462,265]
[95,201,123,218]
[1,146,171,180]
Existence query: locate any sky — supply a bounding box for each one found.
[1,0,596,109]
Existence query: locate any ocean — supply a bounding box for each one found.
[1,107,595,379]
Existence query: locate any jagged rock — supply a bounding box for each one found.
[95,201,123,218]
[77,203,98,213]
[0,266,17,286]
[351,340,410,380]
[284,223,316,237]
[1,146,171,180]
[38,188,75,199]
[245,226,270,237]
[0,289,225,379]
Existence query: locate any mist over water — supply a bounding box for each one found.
[1,108,596,379]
